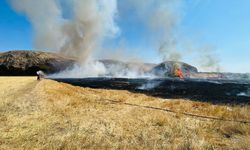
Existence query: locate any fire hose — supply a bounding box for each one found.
[102,99,250,124]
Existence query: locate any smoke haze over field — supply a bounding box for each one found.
[9,0,221,75]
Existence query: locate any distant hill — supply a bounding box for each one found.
[149,61,198,77]
[0,50,199,77]
[0,50,76,76]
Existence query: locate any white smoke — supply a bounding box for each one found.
[119,0,220,71]
[49,61,107,78]
[121,0,182,61]
[137,80,162,90]
[9,0,119,63]
[9,0,221,77]
[49,60,155,78]
[9,0,63,51]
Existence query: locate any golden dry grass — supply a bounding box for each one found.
[0,77,249,150]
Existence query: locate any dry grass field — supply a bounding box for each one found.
[0,77,249,149]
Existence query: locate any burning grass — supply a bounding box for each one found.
[0,77,249,149]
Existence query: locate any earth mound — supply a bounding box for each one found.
[149,61,198,77]
[0,50,76,75]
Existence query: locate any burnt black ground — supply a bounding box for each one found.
[50,77,250,104]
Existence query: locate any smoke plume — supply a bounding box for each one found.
[121,0,182,61]
[124,0,220,70]
[9,0,221,76]
[9,0,119,63]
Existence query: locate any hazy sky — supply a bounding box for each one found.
[0,0,250,73]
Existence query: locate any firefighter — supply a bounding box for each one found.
[36,70,45,80]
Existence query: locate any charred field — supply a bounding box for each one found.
[51,77,250,104]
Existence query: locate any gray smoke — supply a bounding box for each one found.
[9,0,63,51]
[124,0,220,71]
[123,0,182,61]
[186,43,221,72]
[137,80,162,90]
[9,0,119,63]
[9,0,221,75]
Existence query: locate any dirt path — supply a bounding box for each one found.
[0,77,38,108]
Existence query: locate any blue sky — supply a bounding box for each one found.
[181,0,250,72]
[0,0,250,73]
[0,0,32,50]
